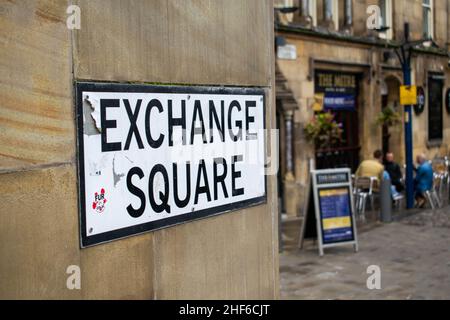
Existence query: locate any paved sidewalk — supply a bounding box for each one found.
[280,207,450,300]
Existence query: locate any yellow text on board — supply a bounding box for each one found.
[312,93,324,112]
[400,85,417,105]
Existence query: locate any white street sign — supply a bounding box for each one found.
[76,83,266,247]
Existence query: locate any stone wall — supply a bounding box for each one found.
[0,0,279,299]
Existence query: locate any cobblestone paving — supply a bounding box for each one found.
[280,207,450,300]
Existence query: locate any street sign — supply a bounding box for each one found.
[75,82,267,247]
[299,169,358,256]
[277,44,297,60]
[400,85,417,105]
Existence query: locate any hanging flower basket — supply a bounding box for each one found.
[304,111,344,150]
[375,107,401,127]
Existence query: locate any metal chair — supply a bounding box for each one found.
[424,189,441,210]
[353,176,378,221]
[424,175,442,210]
[393,193,404,211]
[432,157,450,204]
[437,172,448,204]
[354,193,367,222]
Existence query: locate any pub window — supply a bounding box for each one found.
[422,0,434,39]
[427,74,444,142]
[317,0,338,30]
[299,0,317,26]
[379,0,393,40]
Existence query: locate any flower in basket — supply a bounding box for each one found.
[304,111,344,149]
[375,106,401,127]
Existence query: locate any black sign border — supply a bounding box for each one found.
[316,172,350,186]
[317,186,355,245]
[75,82,267,248]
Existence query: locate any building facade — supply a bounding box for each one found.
[275,0,450,217]
[0,0,279,299]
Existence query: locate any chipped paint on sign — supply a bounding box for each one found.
[84,95,102,134]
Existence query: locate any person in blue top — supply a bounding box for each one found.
[383,170,402,200]
[414,153,434,208]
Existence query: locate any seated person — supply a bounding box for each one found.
[384,152,405,193]
[413,153,434,208]
[356,150,385,191]
[383,171,402,200]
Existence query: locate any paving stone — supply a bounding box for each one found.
[280,206,450,300]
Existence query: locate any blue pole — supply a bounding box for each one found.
[403,64,414,209]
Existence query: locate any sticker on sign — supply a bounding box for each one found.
[76,83,267,247]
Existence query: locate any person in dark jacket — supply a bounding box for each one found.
[384,152,404,193]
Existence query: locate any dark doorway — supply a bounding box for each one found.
[314,70,361,172]
[315,110,360,172]
[381,76,402,162]
[381,94,390,155]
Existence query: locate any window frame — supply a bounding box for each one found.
[379,0,393,40]
[422,0,434,40]
[331,0,339,31]
[427,73,444,144]
[308,0,317,27]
